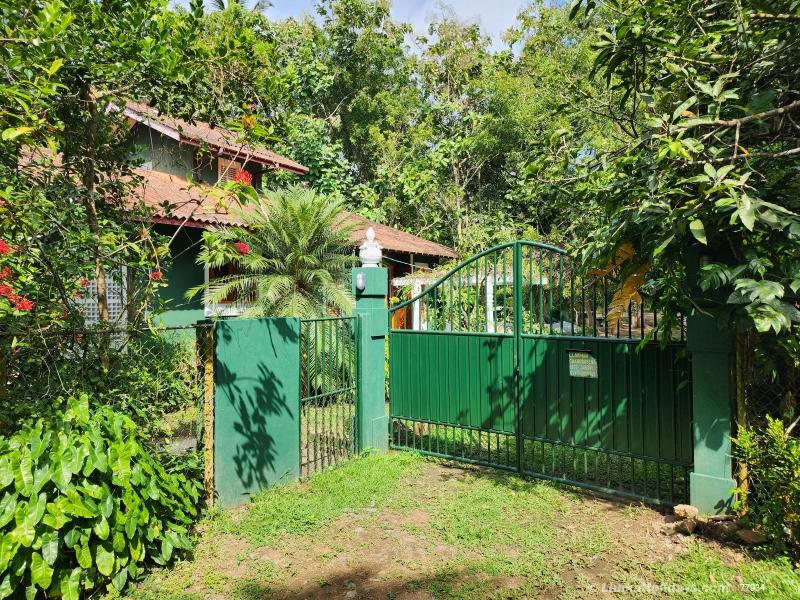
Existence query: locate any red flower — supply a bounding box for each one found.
[0,266,11,280]
[234,241,250,255]
[232,169,253,186]
[0,283,13,297]
[150,270,163,281]
[11,295,34,311]
[0,240,11,255]
[79,278,90,287]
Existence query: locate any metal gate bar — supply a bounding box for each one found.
[299,316,359,478]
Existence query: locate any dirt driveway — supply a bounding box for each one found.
[124,453,800,600]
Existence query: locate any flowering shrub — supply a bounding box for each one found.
[0,240,11,255]
[232,169,253,186]
[0,395,201,597]
[149,270,163,281]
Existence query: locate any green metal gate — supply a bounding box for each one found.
[300,316,359,478]
[388,241,692,505]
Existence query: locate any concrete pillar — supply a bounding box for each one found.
[687,310,736,514]
[412,281,422,330]
[684,246,736,514]
[353,267,389,452]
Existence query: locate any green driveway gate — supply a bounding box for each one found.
[388,241,692,505]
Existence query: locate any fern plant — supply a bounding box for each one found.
[191,185,357,318]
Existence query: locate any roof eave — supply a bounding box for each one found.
[180,137,310,175]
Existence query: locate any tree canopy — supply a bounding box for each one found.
[2,0,797,349]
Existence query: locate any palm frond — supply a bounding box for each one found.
[197,185,356,319]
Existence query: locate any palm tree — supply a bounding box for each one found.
[191,185,356,318]
[209,0,272,12]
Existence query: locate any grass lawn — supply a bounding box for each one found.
[117,452,800,599]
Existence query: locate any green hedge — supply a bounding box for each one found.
[0,395,201,598]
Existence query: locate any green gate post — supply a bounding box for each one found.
[353,267,389,452]
[686,249,736,515]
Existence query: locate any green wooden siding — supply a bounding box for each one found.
[153,225,205,327]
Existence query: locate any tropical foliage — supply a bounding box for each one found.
[571,0,800,338]
[734,416,800,558]
[194,185,356,318]
[0,395,200,598]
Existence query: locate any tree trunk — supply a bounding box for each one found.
[81,85,110,369]
[81,85,111,327]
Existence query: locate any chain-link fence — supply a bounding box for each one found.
[738,334,799,557]
[0,323,213,448]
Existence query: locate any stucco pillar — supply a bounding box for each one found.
[684,247,736,514]
[353,267,390,452]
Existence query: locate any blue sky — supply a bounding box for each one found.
[264,0,527,48]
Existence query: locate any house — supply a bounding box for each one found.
[117,102,456,326]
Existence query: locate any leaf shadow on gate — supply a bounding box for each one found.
[215,319,298,498]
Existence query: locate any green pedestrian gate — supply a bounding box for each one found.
[388,241,693,505]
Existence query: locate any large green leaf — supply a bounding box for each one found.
[0,496,17,529]
[75,541,92,569]
[42,503,70,530]
[111,566,128,591]
[108,444,131,485]
[0,573,15,600]
[31,465,51,495]
[9,520,36,548]
[26,493,47,528]
[40,531,59,566]
[30,551,54,590]
[12,451,33,497]
[0,535,19,572]
[93,516,110,541]
[59,567,81,600]
[689,219,707,244]
[95,542,115,577]
[52,449,75,491]
[739,196,756,231]
[0,458,13,489]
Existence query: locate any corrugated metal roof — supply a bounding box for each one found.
[133,169,457,259]
[122,101,309,175]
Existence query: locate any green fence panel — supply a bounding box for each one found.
[388,332,516,434]
[213,317,301,508]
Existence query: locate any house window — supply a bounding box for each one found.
[204,263,256,317]
[217,157,243,183]
[74,266,129,327]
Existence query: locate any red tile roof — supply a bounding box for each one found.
[133,169,457,259]
[120,101,309,175]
